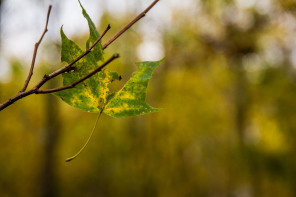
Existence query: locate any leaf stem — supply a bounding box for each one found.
[65,110,103,162]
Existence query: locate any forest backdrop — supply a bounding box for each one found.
[1,0,296,196]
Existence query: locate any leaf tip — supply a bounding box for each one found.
[136,57,165,70]
[78,0,83,8]
[159,56,166,62]
[60,25,66,37]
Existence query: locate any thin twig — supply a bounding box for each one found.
[102,0,160,49]
[0,0,160,111]
[0,24,111,111]
[34,24,111,90]
[20,5,52,93]
[0,89,36,111]
[37,53,119,94]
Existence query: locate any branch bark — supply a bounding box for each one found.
[36,53,119,94]
[33,24,111,90]
[0,24,111,111]
[0,0,160,111]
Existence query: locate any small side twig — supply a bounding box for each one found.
[102,0,160,49]
[20,5,52,93]
[37,53,119,94]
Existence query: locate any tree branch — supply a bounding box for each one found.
[0,0,160,111]
[36,53,119,94]
[20,5,52,93]
[102,0,160,49]
[0,89,36,111]
[0,24,111,111]
[33,24,111,90]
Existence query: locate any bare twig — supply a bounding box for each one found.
[0,0,160,111]
[0,89,36,111]
[0,24,111,111]
[33,24,111,90]
[36,53,119,94]
[20,5,52,93]
[102,0,160,49]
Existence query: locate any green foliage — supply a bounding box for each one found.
[55,2,162,118]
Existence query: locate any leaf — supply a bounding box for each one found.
[79,0,103,62]
[104,59,163,118]
[54,27,120,113]
[55,1,163,118]
[53,0,162,162]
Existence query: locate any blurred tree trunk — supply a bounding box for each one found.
[232,60,248,145]
[231,59,264,197]
[39,79,61,197]
[233,76,260,195]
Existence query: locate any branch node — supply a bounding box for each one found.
[43,74,50,79]
[69,67,75,72]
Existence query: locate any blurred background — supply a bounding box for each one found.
[1,0,296,196]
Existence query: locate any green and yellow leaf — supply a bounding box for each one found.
[55,1,162,118]
[104,59,163,118]
[55,27,119,113]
